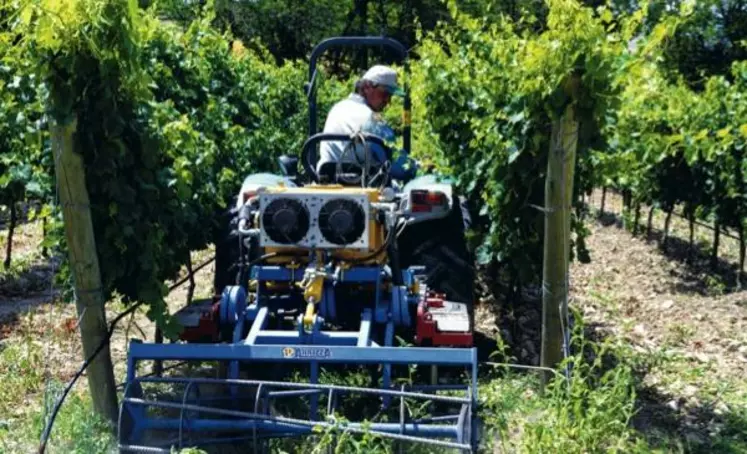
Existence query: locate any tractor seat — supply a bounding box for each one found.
[318,162,365,184]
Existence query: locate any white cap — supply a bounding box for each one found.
[361,65,404,96]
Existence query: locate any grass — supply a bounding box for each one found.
[1,309,745,454]
[0,320,113,454]
[480,319,650,454]
[195,320,664,454]
[2,214,747,453]
[662,324,695,348]
[0,304,117,454]
[573,286,747,454]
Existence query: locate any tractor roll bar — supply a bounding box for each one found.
[306,36,411,155]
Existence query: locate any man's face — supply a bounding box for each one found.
[363,84,392,112]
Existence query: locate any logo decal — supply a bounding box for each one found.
[281,347,331,359]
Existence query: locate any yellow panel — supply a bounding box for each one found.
[266,184,381,200]
[261,184,387,264]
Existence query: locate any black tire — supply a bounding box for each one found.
[213,198,259,295]
[213,203,240,296]
[397,198,475,321]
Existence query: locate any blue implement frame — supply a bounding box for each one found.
[120,263,479,452]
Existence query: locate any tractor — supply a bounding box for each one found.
[118,37,479,453]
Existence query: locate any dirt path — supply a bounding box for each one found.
[3,202,747,451]
[571,193,747,451]
[572,218,747,374]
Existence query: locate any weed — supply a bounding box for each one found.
[34,385,116,454]
[663,325,695,347]
[703,274,727,295]
[0,345,44,451]
[480,316,649,453]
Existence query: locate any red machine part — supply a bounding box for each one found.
[410,189,448,213]
[415,293,473,347]
[175,298,221,343]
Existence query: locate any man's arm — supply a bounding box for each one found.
[360,118,418,182]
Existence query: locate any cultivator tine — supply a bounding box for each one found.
[252,382,263,454]
[399,384,406,454]
[119,376,476,453]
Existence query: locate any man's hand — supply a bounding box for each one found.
[391,152,418,181]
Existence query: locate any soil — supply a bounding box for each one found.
[574,190,747,377]
[2,193,746,450]
[572,190,747,450]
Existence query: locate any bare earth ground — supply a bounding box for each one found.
[0,219,216,452]
[574,190,747,450]
[2,193,747,451]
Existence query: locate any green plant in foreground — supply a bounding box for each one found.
[480,315,647,453]
[36,388,115,454]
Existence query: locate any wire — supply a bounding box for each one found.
[344,222,395,265]
[37,291,154,454]
[37,250,282,454]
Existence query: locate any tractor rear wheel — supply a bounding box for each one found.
[213,199,259,295]
[397,199,475,322]
[213,203,239,295]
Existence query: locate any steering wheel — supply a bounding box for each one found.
[301,132,394,184]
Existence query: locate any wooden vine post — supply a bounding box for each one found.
[4,201,16,268]
[51,119,119,424]
[739,226,745,289]
[540,74,580,386]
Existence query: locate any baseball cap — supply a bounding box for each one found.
[361,65,405,96]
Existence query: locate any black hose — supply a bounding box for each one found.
[344,221,396,265]
[36,251,284,454]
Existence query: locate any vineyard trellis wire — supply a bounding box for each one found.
[588,186,746,289]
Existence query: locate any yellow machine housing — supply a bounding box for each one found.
[260,184,387,265]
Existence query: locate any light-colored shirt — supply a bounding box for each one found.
[317,93,417,182]
[317,93,388,173]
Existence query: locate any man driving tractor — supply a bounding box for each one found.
[316,64,418,183]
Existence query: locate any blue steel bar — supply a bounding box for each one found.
[323,285,336,319]
[252,331,361,345]
[126,398,465,444]
[139,417,461,440]
[267,389,324,398]
[252,266,306,282]
[357,309,372,347]
[245,306,268,345]
[128,342,477,367]
[128,377,472,404]
[382,321,395,406]
[336,267,382,282]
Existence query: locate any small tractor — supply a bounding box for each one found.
[118,37,479,453]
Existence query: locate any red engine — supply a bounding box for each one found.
[174,298,221,343]
[414,294,473,347]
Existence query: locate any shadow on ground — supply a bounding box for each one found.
[0,255,59,298]
[580,319,747,454]
[594,209,744,296]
